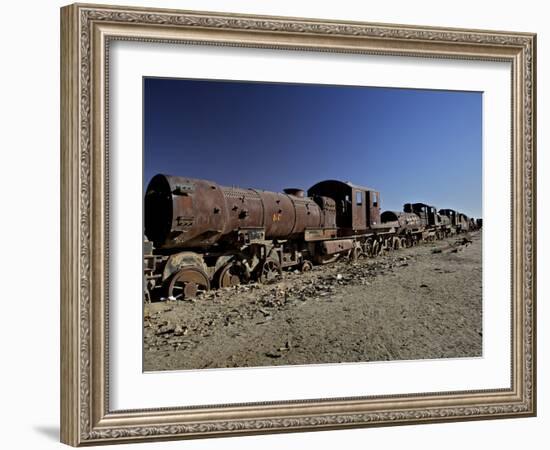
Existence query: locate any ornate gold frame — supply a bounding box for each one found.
[60,3,536,446]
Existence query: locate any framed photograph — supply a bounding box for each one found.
[60,3,536,446]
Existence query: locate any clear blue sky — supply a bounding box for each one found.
[144,78,482,218]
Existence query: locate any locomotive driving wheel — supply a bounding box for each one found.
[371,240,381,257]
[217,261,245,288]
[167,266,210,300]
[392,236,401,250]
[259,257,282,284]
[349,243,364,261]
[363,239,373,257]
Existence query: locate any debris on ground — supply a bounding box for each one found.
[144,231,482,371]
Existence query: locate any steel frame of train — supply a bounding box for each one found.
[144,175,480,301]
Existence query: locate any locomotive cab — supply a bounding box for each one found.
[308,180,380,234]
[404,202,439,227]
[439,208,458,226]
[457,213,470,232]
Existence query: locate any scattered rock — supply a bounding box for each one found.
[278,341,292,352]
[156,323,175,335]
[258,307,271,316]
[173,325,188,336]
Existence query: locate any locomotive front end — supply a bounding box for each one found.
[145,174,227,249]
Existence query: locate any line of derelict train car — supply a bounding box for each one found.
[144,174,482,301]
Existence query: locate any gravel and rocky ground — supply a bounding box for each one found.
[143,231,482,371]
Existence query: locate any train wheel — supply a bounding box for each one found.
[400,238,407,249]
[392,237,401,250]
[372,241,381,257]
[300,260,313,272]
[216,261,244,288]
[363,239,373,257]
[167,266,210,300]
[259,257,282,284]
[350,243,364,261]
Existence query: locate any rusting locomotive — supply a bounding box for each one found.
[144,174,477,301]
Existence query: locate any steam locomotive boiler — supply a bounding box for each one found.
[145,174,336,250]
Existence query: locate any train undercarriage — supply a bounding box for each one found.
[144,224,462,303]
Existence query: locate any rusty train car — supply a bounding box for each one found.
[144,174,478,301]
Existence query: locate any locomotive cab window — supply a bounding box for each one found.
[356,191,363,206]
[372,193,378,207]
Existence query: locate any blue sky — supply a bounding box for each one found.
[144,78,482,218]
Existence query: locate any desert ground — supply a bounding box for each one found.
[143,231,482,372]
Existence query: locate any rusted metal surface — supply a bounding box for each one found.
[457,213,470,232]
[312,195,337,229]
[145,175,226,249]
[258,256,283,283]
[282,192,323,237]
[222,186,265,237]
[319,239,354,256]
[367,191,381,227]
[166,266,210,300]
[404,202,441,227]
[439,208,459,226]
[216,261,246,288]
[145,175,331,250]
[162,251,209,282]
[143,238,166,301]
[380,211,422,231]
[304,228,338,242]
[308,180,381,232]
[438,214,451,227]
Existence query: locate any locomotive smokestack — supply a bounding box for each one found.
[283,188,305,198]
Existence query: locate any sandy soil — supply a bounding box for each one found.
[143,231,482,371]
